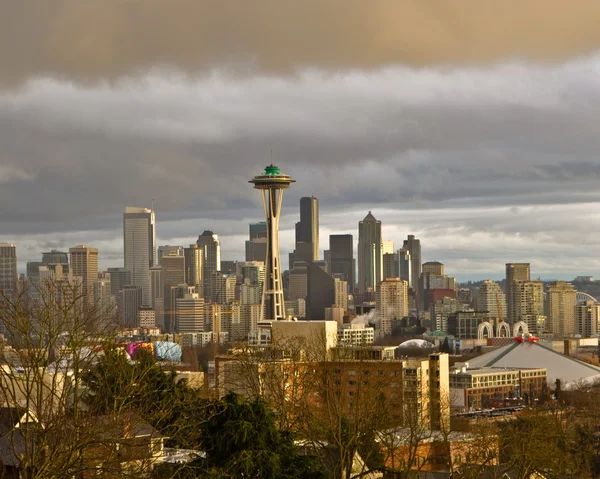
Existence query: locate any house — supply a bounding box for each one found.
[0,406,167,478]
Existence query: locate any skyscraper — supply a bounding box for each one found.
[514,280,545,333]
[329,234,354,293]
[69,245,99,308]
[546,281,577,337]
[26,261,44,298]
[506,263,530,324]
[239,261,265,305]
[357,211,382,296]
[196,231,221,299]
[382,253,397,280]
[376,278,408,336]
[382,240,394,255]
[209,271,236,304]
[398,249,412,288]
[42,250,69,266]
[402,235,421,292]
[419,272,457,312]
[306,262,335,320]
[249,222,267,239]
[220,260,237,274]
[121,285,142,327]
[288,262,308,302]
[239,261,265,287]
[123,206,156,306]
[245,222,267,262]
[422,261,444,275]
[334,278,348,312]
[297,196,319,260]
[92,276,112,313]
[475,280,506,320]
[250,164,295,322]
[0,243,17,297]
[107,267,131,296]
[576,300,600,338]
[162,253,185,333]
[150,266,164,330]
[175,293,204,333]
[289,196,319,267]
[184,244,203,293]
[157,245,183,264]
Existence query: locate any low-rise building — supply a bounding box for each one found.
[334,344,396,361]
[181,331,229,348]
[338,324,375,345]
[449,365,547,410]
[138,308,156,329]
[215,352,450,431]
[377,428,498,474]
[447,311,490,339]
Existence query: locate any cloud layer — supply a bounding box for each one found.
[4,1,600,85]
[2,51,600,278]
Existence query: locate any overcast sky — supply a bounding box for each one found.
[2,1,600,281]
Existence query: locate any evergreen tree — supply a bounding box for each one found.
[194,393,326,479]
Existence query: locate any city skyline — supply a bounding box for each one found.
[8,200,598,284]
[8,201,600,282]
[5,5,600,477]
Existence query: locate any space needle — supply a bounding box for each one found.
[250,164,295,321]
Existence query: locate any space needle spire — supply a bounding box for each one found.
[250,164,295,321]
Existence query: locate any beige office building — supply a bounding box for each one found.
[175,293,204,333]
[514,280,544,334]
[334,277,348,312]
[382,240,395,255]
[376,278,408,336]
[0,243,17,296]
[422,261,444,275]
[546,281,577,337]
[69,245,99,308]
[506,263,530,323]
[138,308,156,328]
[476,280,506,320]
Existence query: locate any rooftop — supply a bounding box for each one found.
[463,340,600,387]
[451,366,546,376]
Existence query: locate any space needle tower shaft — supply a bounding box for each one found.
[250,164,295,321]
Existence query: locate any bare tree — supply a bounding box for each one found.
[0,280,164,478]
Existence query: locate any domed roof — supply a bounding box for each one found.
[398,339,432,348]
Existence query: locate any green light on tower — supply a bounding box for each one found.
[265,165,280,175]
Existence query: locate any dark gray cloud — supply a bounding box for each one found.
[2,43,600,277]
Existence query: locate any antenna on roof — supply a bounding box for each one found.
[270,149,273,165]
[152,198,155,213]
